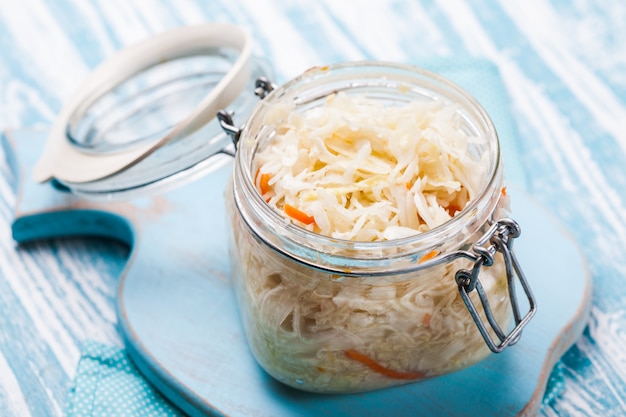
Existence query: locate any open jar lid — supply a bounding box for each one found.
[33,23,271,200]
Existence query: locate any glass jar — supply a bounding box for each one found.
[225,61,535,393]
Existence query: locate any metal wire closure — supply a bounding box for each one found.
[455,219,537,353]
[253,77,276,99]
[217,110,240,152]
[218,77,276,151]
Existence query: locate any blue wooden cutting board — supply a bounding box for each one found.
[6,129,590,417]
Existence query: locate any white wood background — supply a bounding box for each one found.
[1,1,626,416]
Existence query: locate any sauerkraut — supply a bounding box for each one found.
[227,91,511,393]
[253,92,488,241]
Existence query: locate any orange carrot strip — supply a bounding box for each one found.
[284,204,315,225]
[345,349,425,380]
[418,249,439,264]
[446,204,462,216]
[422,312,431,327]
[501,186,507,197]
[260,173,272,195]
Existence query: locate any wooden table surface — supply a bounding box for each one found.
[0,1,625,416]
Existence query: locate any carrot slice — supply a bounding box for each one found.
[418,249,439,264]
[422,312,431,327]
[345,349,425,380]
[446,204,461,216]
[501,186,507,197]
[260,173,272,195]
[284,204,315,225]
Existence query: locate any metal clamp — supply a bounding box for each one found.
[254,77,276,99]
[217,110,241,150]
[218,77,277,150]
[455,218,537,353]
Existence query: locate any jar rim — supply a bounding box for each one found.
[234,60,503,266]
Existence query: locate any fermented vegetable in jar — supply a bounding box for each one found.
[253,92,484,240]
[225,62,535,393]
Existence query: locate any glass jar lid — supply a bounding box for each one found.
[34,23,271,200]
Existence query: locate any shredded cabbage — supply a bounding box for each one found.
[254,92,488,241]
[227,93,511,393]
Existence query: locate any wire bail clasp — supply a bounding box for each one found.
[455,218,537,353]
[217,77,276,151]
